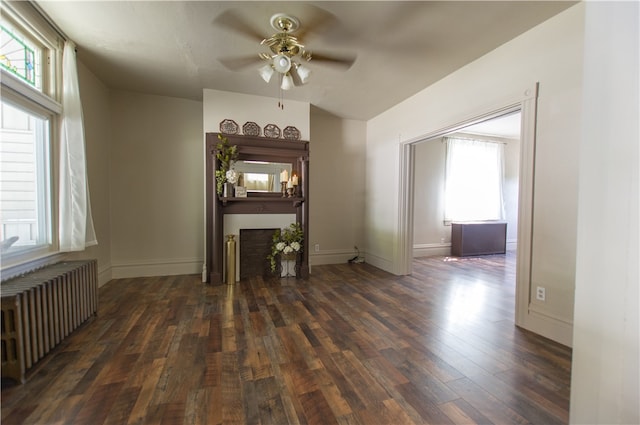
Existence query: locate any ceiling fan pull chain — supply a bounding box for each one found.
[278,74,285,110]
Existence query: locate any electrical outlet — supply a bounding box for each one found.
[536,286,546,301]
[314,244,320,252]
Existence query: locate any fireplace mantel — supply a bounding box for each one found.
[205,133,309,283]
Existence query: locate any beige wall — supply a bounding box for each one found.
[366,4,584,345]
[570,1,639,422]
[65,61,112,286]
[309,107,366,265]
[109,91,203,278]
[412,139,447,255]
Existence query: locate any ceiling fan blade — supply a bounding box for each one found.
[218,55,262,71]
[309,51,357,69]
[214,9,265,42]
[295,5,339,40]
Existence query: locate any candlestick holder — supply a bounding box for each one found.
[286,187,295,198]
[281,181,288,197]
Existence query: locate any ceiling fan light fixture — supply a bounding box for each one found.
[294,63,311,84]
[290,62,311,86]
[273,54,292,74]
[258,63,274,83]
[281,73,294,90]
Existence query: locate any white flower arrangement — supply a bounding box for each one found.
[225,169,238,184]
[268,223,304,273]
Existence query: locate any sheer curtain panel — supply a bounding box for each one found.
[59,41,97,251]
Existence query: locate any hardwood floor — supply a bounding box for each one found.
[1,253,572,424]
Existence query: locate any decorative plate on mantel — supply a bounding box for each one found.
[242,121,260,137]
[264,124,281,139]
[283,126,301,140]
[220,119,239,134]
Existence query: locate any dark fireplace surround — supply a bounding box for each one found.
[205,133,309,284]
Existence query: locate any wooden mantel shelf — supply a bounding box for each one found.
[219,196,304,208]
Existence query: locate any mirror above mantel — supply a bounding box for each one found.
[233,160,292,193]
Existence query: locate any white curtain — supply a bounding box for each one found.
[444,137,505,222]
[59,41,97,251]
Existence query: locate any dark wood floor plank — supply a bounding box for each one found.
[357,399,418,425]
[1,253,572,424]
[438,397,496,424]
[395,381,455,424]
[103,386,142,425]
[446,377,530,425]
[310,367,355,420]
[298,389,339,425]
[315,348,367,412]
[127,357,167,425]
[471,370,566,425]
[74,382,125,425]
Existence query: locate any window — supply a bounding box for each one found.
[0,101,52,253]
[444,137,505,222]
[1,2,61,264]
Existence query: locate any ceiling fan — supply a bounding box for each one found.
[217,9,356,92]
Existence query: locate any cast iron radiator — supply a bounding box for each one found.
[1,260,98,383]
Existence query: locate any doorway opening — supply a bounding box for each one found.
[411,111,521,259]
[397,84,539,329]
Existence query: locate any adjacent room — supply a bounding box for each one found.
[0,1,637,424]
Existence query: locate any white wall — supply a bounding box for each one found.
[109,91,203,278]
[570,1,639,423]
[203,89,310,140]
[366,4,585,345]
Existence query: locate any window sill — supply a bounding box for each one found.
[1,250,63,282]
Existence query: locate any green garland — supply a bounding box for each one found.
[215,134,238,195]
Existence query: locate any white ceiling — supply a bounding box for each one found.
[36,1,575,122]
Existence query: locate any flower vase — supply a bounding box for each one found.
[223,182,234,197]
[280,253,296,277]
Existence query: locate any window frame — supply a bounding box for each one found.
[1,1,64,274]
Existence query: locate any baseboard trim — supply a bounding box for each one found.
[521,304,574,347]
[364,252,394,275]
[110,258,203,280]
[309,249,359,266]
[413,243,451,257]
[97,265,113,287]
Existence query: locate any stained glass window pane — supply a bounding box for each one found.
[1,24,42,90]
